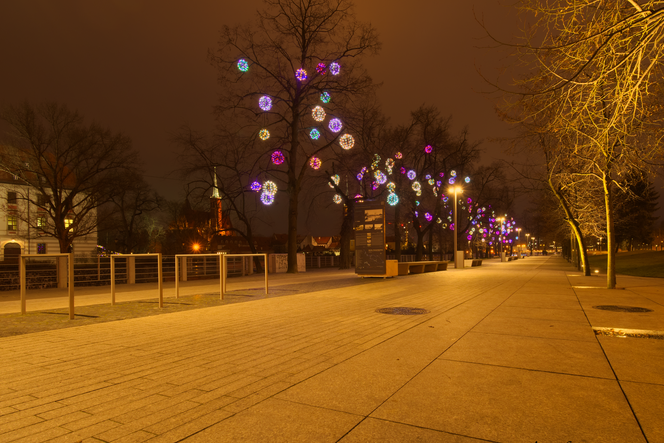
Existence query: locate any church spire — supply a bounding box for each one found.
[211,167,220,199]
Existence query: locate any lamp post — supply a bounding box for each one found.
[516,228,521,257]
[449,186,463,269]
[526,233,531,256]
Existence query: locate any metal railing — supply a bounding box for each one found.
[0,254,271,291]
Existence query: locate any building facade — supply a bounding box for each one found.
[0,179,97,260]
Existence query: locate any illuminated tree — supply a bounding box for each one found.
[210,0,379,272]
[175,123,268,270]
[493,0,664,288]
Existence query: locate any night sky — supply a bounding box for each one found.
[1,1,543,234]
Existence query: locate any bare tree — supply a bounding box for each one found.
[209,0,380,272]
[492,0,664,288]
[175,123,268,270]
[99,172,161,253]
[0,102,139,253]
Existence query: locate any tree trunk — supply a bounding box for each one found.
[287,184,299,273]
[394,204,401,261]
[428,228,433,260]
[603,175,617,288]
[415,227,425,261]
[339,203,354,269]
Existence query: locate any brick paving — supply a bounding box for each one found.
[1,257,662,442]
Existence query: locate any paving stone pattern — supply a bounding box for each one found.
[1,257,663,442]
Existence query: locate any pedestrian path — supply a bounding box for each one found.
[1,256,662,442]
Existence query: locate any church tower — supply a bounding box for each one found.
[210,167,232,236]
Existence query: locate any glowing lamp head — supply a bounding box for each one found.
[192,243,201,252]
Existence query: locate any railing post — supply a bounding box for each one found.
[20,256,26,315]
[111,257,116,305]
[175,255,180,298]
[264,253,268,295]
[127,256,136,284]
[158,253,163,308]
[68,253,75,320]
[181,257,187,281]
[219,254,224,300]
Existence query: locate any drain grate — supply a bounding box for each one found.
[376,307,430,315]
[592,305,653,313]
[594,327,664,340]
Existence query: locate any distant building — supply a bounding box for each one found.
[0,174,97,260]
[299,235,341,255]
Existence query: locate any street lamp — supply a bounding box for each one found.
[516,228,521,257]
[526,233,531,255]
[449,186,463,269]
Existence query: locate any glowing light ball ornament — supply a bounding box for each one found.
[339,134,355,150]
[465,176,471,183]
[259,96,272,111]
[333,194,342,204]
[407,170,416,180]
[425,213,433,222]
[329,62,340,75]
[448,177,455,185]
[387,182,396,192]
[386,158,395,169]
[316,63,327,75]
[312,106,326,122]
[309,128,321,140]
[237,59,249,72]
[309,156,322,170]
[400,167,406,174]
[395,152,403,159]
[259,129,270,140]
[387,193,399,206]
[329,118,343,133]
[263,181,277,195]
[374,171,387,185]
[320,91,331,103]
[250,181,262,192]
[357,167,367,181]
[261,192,274,205]
[329,174,340,188]
[412,181,421,192]
[295,68,308,81]
[424,144,433,154]
[271,151,285,165]
[451,170,457,177]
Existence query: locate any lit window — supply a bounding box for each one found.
[7,215,18,232]
[7,192,17,204]
[37,243,46,254]
[64,218,74,229]
[37,217,46,228]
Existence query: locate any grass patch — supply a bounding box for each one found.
[587,251,664,278]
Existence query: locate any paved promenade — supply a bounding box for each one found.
[1,256,663,442]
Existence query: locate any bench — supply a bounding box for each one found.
[397,261,448,276]
[464,259,483,267]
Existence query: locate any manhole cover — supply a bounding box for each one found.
[376,307,430,315]
[592,305,653,313]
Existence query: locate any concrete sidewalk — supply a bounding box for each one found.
[1,256,662,442]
